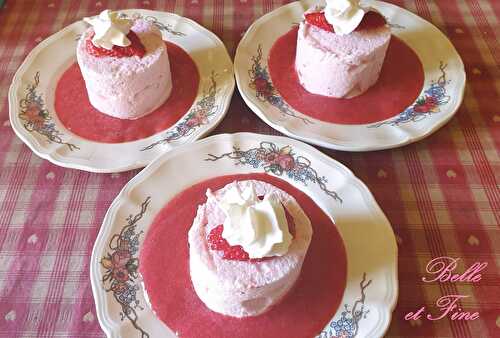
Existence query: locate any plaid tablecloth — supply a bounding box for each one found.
[0,0,498,337]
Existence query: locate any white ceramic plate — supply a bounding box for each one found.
[91,133,398,338]
[234,0,465,151]
[9,9,234,173]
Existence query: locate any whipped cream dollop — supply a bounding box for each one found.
[84,10,133,50]
[324,0,366,35]
[211,184,293,259]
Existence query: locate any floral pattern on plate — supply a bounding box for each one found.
[249,45,312,125]
[120,13,186,37]
[206,141,342,202]
[91,133,397,337]
[318,273,372,338]
[9,9,234,172]
[141,72,218,151]
[100,197,151,338]
[234,0,465,151]
[19,72,79,151]
[370,62,450,127]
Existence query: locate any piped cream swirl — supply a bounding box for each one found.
[84,10,132,50]
[324,0,366,35]
[209,184,292,259]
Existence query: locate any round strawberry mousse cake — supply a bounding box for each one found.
[76,10,172,119]
[296,0,390,98]
[188,180,313,317]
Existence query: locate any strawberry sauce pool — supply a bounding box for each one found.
[267,27,425,125]
[139,173,347,338]
[55,42,199,143]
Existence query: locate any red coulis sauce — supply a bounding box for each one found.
[55,42,199,143]
[139,173,348,338]
[266,28,425,124]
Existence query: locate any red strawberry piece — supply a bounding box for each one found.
[86,30,146,58]
[207,224,252,261]
[305,11,386,33]
[305,12,334,33]
[207,224,226,251]
[223,245,252,261]
[207,199,296,262]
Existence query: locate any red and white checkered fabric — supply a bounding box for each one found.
[0,0,498,337]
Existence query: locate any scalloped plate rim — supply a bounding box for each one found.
[234,0,465,151]
[8,9,235,173]
[91,132,398,338]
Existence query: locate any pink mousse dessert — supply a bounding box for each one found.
[76,10,172,119]
[188,180,313,317]
[295,0,390,98]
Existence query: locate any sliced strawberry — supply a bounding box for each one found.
[207,198,296,262]
[304,12,334,32]
[207,225,226,251]
[207,225,253,261]
[86,31,146,58]
[305,11,387,33]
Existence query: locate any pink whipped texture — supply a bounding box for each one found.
[268,27,425,124]
[188,180,313,318]
[295,13,391,98]
[76,19,172,119]
[55,42,199,143]
[139,173,347,338]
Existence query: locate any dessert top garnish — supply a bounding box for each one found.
[305,0,387,35]
[83,10,146,58]
[85,30,145,58]
[304,12,336,32]
[323,0,366,35]
[84,10,133,50]
[208,184,293,259]
[305,1,386,34]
